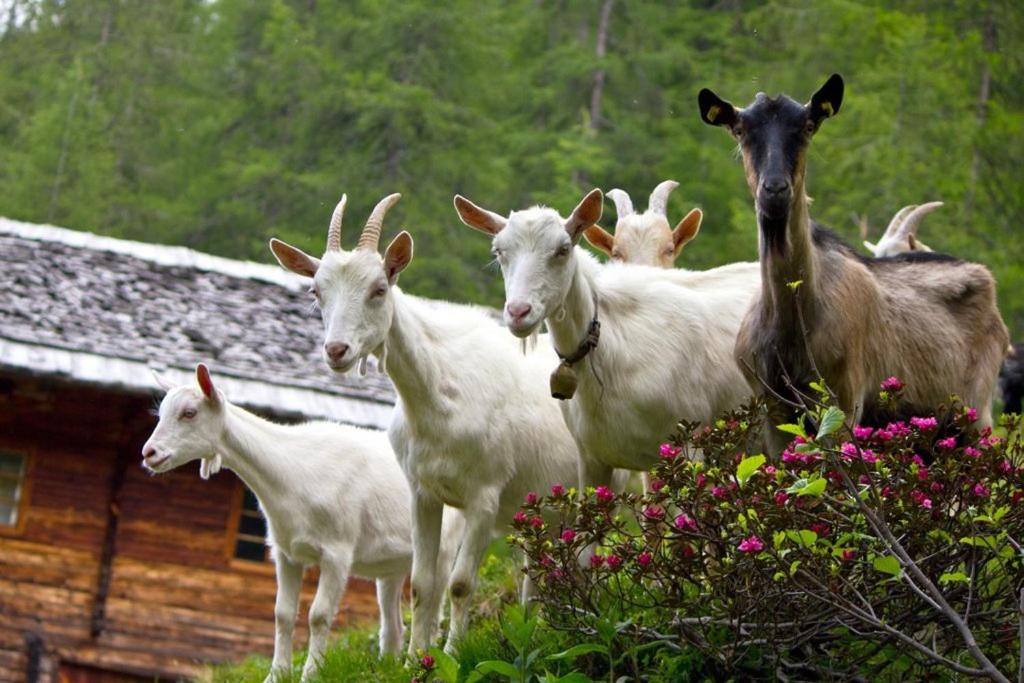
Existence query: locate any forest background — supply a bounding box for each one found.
[1,0,1021,334]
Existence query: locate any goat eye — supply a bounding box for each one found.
[805,120,816,135]
[491,247,503,260]
[371,284,387,298]
[310,284,321,300]
[732,125,744,139]
[180,409,197,420]
[554,244,570,258]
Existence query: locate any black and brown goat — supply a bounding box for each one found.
[698,74,1009,452]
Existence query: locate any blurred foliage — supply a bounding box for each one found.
[1,0,1021,331]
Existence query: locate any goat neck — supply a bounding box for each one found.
[379,288,444,406]
[759,187,819,327]
[215,404,298,520]
[544,250,600,367]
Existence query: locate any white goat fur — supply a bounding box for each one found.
[141,365,459,681]
[862,202,941,257]
[583,180,703,268]
[269,196,582,657]
[455,190,762,491]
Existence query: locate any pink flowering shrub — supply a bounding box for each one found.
[511,391,1024,680]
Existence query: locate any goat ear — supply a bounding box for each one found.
[583,225,615,257]
[200,454,222,480]
[383,231,414,283]
[151,369,175,393]
[565,189,603,241]
[808,73,843,123]
[453,195,507,236]
[269,238,320,277]
[698,88,738,128]
[195,363,220,404]
[672,208,703,255]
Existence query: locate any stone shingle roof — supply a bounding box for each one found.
[0,218,396,426]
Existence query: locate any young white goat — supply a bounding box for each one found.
[583,180,703,267]
[269,194,581,656]
[862,202,942,257]
[141,364,458,681]
[454,189,761,492]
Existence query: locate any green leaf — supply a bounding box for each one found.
[796,478,827,497]
[789,559,802,576]
[736,454,766,486]
[939,572,971,585]
[786,530,818,547]
[786,279,803,291]
[776,423,806,438]
[816,406,846,439]
[542,672,596,683]
[548,643,609,661]
[476,660,522,680]
[872,555,902,577]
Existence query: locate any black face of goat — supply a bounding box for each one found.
[698,74,844,255]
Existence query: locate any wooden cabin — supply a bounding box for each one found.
[0,218,398,682]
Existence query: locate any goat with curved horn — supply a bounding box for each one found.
[863,201,942,257]
[894,201,943,241]
[357,193,402,252]
[326,194,348,252]
[647,180,679,217]
[605,188,634,218]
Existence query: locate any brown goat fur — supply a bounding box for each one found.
[700,75,1009,452]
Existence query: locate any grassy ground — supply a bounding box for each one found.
[205,543,525,683]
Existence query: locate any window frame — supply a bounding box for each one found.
[225,480,274,571]
[0,446,33,537]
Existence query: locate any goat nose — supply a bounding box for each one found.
[506,302,532,321]
[763,177,790,196]
[324,341,350,363]
[141,445,155,460]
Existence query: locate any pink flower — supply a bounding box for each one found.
[966,407,978,423]
[546,569,565,581]
[643,506,665,520]
[525,491,538,504]
[841,442,858,458]
[973,483,989,498]
[917,467,929,481]
[659,443,682,459]
[530,516,543,529]
[1000,459,1013,474]
[858,474,871,485]
[936,437,957,450]
[853,425,874,440]
[561,529,576,543]
[887,421,911,437]
[738,535,764,553]
[595,485,614,503]
[695,473,707,488]
[637,552,653,567]
[513,511,527,524]
[764,465,777,476]
[606,554,623,570]
[965,446,982,458]
[910,490,932,509]
[774,490,790,506]
[1013,491,1023,505]
[881,486,894,499]
[650,479,665,491]
[550,484,565,497]
[675,514,698,531]
[861,449,878,464]
[590,554,604,568]
[930,481,944,493]
[421,655,435,669]
[781,449,799,464]
[873,428,894,443]
[681,544,695,558]
[911,454,925,466]
[881,376,904,392]
[810,522,830,537]
[711,486,727,499]
[910,416,938,430]
[841,549,856,562]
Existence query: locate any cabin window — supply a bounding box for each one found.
[0,451,27,527]
[233,487,270,562]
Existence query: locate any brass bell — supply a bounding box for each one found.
[550,361,578,400]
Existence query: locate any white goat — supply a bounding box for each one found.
[141,364,458,681]
[454,189,761,491]
[583,180,703,267]
[269,194,581,656]
[862,201,942,257]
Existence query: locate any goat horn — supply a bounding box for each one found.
[326,194,347,252]
[606,189,634,220]
[648,180,679,217]
[357,193,402,252]
[895,201,943,238]
[882,204,917,240]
